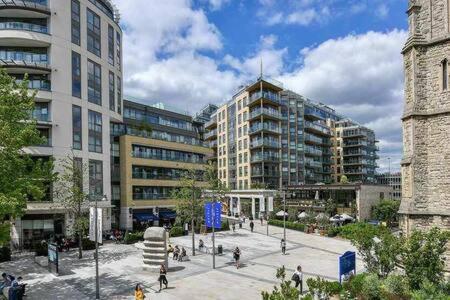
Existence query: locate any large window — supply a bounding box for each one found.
[72,105,82,150]
[87,8,101,57]
[87,59,101,105]
[116,31,121,70]
[71,0,80,45]
[108,25,114,65]
[109,71,115,111]
[72,51,81,98]
[89,160,103,197]
[88,110,102,153]
[132,186,174,200]
[117,76,121,114]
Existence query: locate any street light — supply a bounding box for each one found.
[283,191,286,242]
[94,194,106,300]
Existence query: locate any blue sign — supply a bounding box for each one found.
[205,202,222,229]
[339,251,356,283]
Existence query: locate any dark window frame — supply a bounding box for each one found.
[72,105,82,150]
[72,51,81,98]
[87,59,102,105]
[71,0,81,45]
[88,110,102,153]
[87,8,101,57]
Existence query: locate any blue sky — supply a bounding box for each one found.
[115,0,409,172]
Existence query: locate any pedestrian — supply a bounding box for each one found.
[178,247,187,262]
[173,245,180,260]
[134,283,145,299]
[280,238,286,255]
[232,223,236,232]
[158,264,168,292]
[250,220,254,232]
[292,265,303,294]
[260,215,263,225]
[233,247,241,269]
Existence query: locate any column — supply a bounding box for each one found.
[229,197,233,216]
[259,196,265,212]
[237,197,241,215]
[251,197,256,218]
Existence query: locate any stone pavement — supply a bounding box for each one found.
[0,221,363,299]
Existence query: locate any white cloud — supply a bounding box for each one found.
[375,3,389,19]
[205,0,230,11]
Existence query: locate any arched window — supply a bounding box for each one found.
[443,59,448,91]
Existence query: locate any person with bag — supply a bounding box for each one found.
[158,264,168,292]
[291,265,303,294]
[233,247,241,269]
[280,239,286,255]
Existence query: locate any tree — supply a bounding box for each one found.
[172,168,204,256]
[0,70,54,246]
[324,198,337,216]
[401,227,450,290]
[55,155,89,259]
[371,199,400,227]
[261,266,300,300]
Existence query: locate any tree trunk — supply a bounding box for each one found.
[191,218,195,256]
[78,230,83,259]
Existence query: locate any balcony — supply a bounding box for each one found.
[204,117,217,129]
[249,108,282,121]
[0,59,50,74]
[305,147,322,157]
[304,121,331,136]
[0,1,50,17]
[343,140,368,147]
[251,170,280,177]
[250,138,280,149]
[343,159,369,166]
[250,154,280,163]
[304,134,323,145]
[305,160,322,168]
[248,91,281,107]
[209,140,217,148]
[304,107,325,120]
[0,20,48,34]
[343,150,367,157]
[204,129,217,141]
[249,123,281,135]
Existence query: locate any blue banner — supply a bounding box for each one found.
[205,202,222,229]
[339,251,356,283]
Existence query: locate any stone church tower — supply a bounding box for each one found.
[399,0,450,235]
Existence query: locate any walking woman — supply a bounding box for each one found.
[280,238,286,255]
[292,265,303,294]
[158,264,168,292]
[233,247,241,269]
[134,283,145,300]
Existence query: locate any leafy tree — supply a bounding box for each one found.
[324,198,337,216]
[401,227,450,290]
[0,70,54,246]
[55,155,89,259]
[340,175,349,184]
[261,266,300,300]
[371,199,400,227]
[172,168,205,256]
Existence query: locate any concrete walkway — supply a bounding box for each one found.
[0,221,362,299]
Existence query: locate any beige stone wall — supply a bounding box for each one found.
[357,185,393,222]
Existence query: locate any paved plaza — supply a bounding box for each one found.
[1,221,363,299]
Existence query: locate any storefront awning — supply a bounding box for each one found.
[133,213,157,222]
[159,210,177,219]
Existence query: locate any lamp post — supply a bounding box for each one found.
[94,194,106,300]
[212,197,216,269]
[283,191,286,242]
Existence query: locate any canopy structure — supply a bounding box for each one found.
[298,211,308,219]
[340,213,354,221]
[159,210,177,220]
[275,210,288,217]
[133,213,157,222]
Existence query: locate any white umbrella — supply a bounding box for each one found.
[329,214,343,222]
[298,211,308,219]
[276,210,288,217]
[341,213,354,221]
[315,212,328,220]
[314,191,320,200]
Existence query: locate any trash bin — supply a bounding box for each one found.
[218,245,223,255]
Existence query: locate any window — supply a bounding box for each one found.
[443,59,448,91]
[89,160,103,197]
[117,76,122,114]
[88,59,101,105]
[88,110,102,153]
[109,72,115,111]
[72,51,81,98]
[72,105,82,150]
[87,8,101,57]
[116,31,121,70]
[71,0,80,45]
[108,25,114,65]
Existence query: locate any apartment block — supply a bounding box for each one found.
[376,172,401,201]
[111,100,213,230]
[5,0,123,249]
[205,77,379,190]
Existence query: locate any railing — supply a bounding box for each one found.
[344,159,369,165]
[344,140,368,147]
[133,193,171,200]
[304,134,322,144]
[251,154,279,163]
[304,121,331,136]
[249,91,281,105]
[0,0,49,10]
[209,140,217,148]
[0,21,48,33]
[251,170,280,177]
[344,150,367,156]
[249,108,282,119]
[17,78,50,91]
[249,124,281,134]
[305,160,322,168]
[204,118,217,128]
[0,59,50,70]
[132,172,181,180]
[204,129,217,139]
[32,111,49,122]
[305,147,322,156]
[132,151,205,164]
[250,139,279,148]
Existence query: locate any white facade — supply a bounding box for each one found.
[1,0,123,248]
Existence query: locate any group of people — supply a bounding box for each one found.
[0,273,26,300]
[167,245,187,262]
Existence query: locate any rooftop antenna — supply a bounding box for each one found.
[260,58,263,79]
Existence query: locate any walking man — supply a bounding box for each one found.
[280,238,286,255]
[292,265,303,294]
[233,247,241,269]
[250,220,254,232]
[260,215,263,225]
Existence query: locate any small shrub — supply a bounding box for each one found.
[34,242,48,256]
[0,246,11,262]
[410,280,449,300]
[124,231,144,244]
[268,219,305,232]
[169,226,184,237]
[344,273,366,298]
[361,273,382,300]
[327,226,340,237]
[82,238,96,250]
[381,274,409,298]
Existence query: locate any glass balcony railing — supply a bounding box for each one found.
[304,134,322,144]
[0,21,48,33]
[305,147,322,156]
[250,139,279,148]
[204,130,217,140]
[304,121,331,136]
[305,160,322,168]
[251,170,280,177]
[32,111,49,122]
[251,154,279,163]
[133,193,171,200]
[249,108,282,119]
[249,91,281,105]
[1,0,48,6]
[249,124,281,134]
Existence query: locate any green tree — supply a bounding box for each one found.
[55,155,89,259]
[0,70,54,246]
[371,199,400,227]
[261,266,300,300]
[340,175,349,184]
[324,198,337,216]
[401,227,450,290]
[172,168,204,256]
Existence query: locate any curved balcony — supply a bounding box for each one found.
[0,25,50,47]
[248,90,281,108]
[0,59,50,74]
[0,1,50,18]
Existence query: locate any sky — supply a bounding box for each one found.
[114,0,409,173]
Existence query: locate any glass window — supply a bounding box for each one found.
[117,76,122,114]
[108,25,114,65]
[109,71,115,111]
[89,159,103,197]
[88,110,102,153]
[87,59,101,105]
[87,8,101,57]
[72,51,81,98]
[116,31,121,70]
[71,0,80,45]
[72,105,82,150]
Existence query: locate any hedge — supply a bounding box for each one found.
[170,226,184,237]
[0,246,11,262]
[268,219,305,232]
[124,231,144,244]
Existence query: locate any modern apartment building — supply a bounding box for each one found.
[206,77,380,190]
[376,172,401,201]
[111,100,213,230]
[332,120,378,184]
[4,0,123,249]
